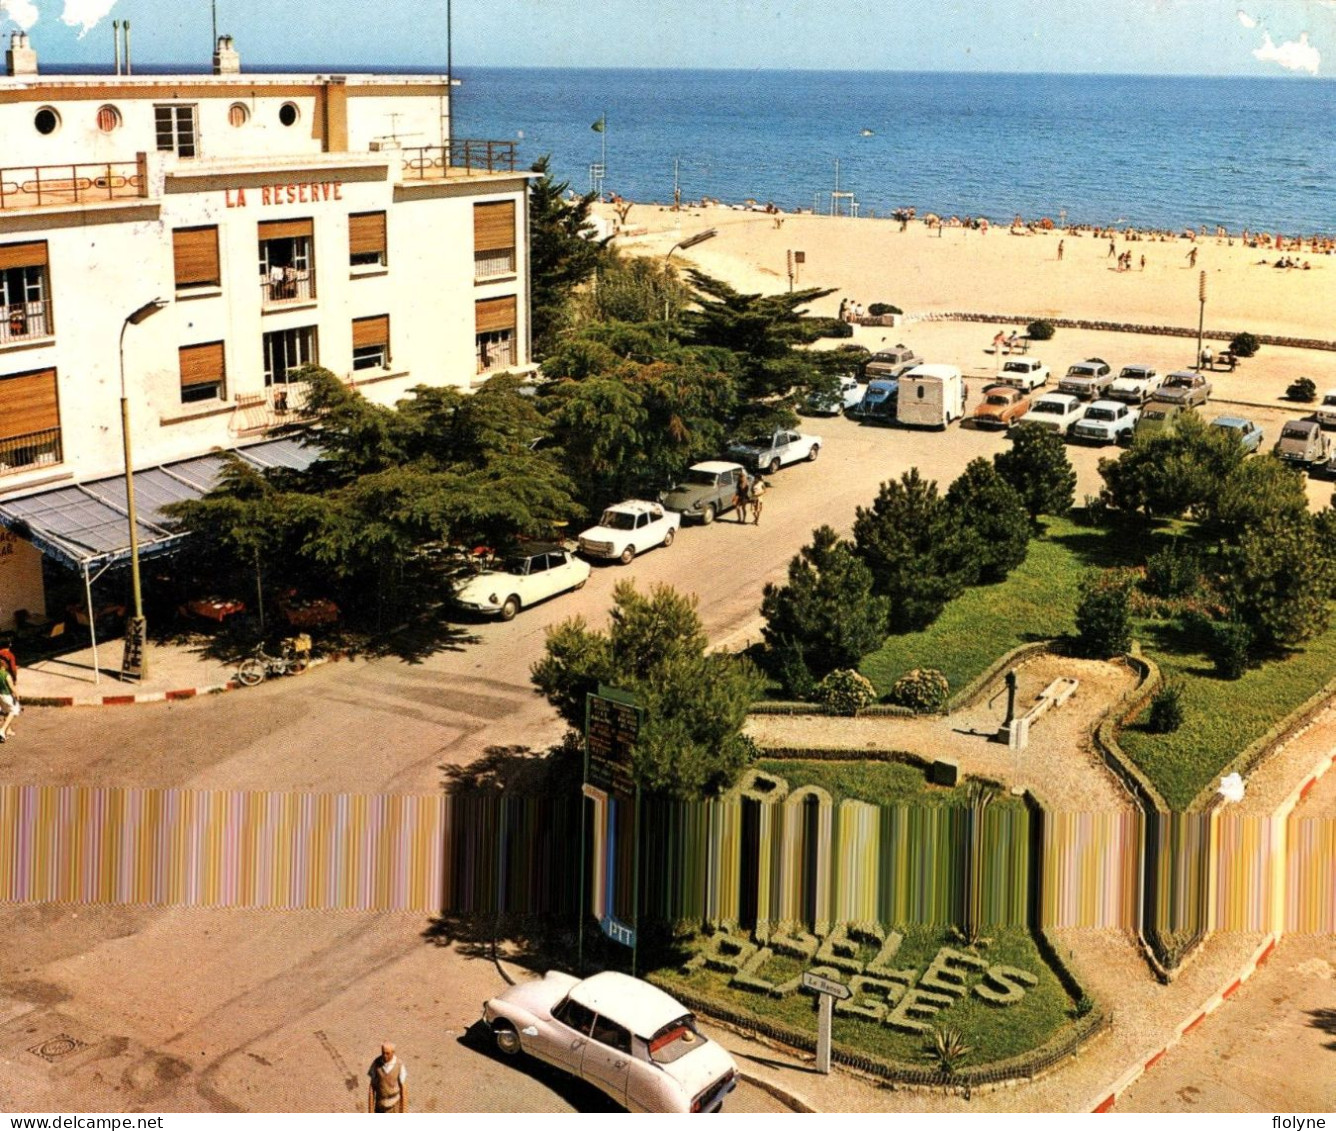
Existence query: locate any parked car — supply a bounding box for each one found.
[802,373,862,416]
[861,344,923,381]
[1057,358,1114,399]
[1210,415,1264,453]
[452,545,590,621]
[851,378,899,424]
[1071,399,1139,444]
[1152,370,1212,407]
[897,364,966,428]
[577,500,681,565]
[1274,418,1332,466]
[661,461,747,524]
[483,970,739,1114]
[994,357,1049,391]
[972,384,1030,429]
[1316,389,1336,428]
[728,429,820,474]
[1107,365,1163,404]
[1024,392,1085,436]
[1134,403,1186,440]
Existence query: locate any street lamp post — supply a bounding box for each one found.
[118,298,167,681]
[1196,270,1206,370]
[663,228,717,319]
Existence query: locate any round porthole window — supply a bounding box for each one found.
[228,102,249,127]
[34,107,60,135]
[96,105,121,132]
[278,102,299,127]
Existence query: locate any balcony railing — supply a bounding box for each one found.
[0,427,62,474]
[476,336,516,374]
[0,158,147,211]
[401,140,519,179]
[1,300,53,345]
[261,271,315,306]
[474,250,517,280]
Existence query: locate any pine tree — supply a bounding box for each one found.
[527,156,607,357]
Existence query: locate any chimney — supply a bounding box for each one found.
[6,31,38,78]
[213,34,240,75]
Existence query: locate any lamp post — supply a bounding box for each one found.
[118,297,167,681]
[1196,270,1206,370]
[663,228,717,319]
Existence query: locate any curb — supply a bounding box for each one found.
[736,1070,819,1114]
[24,653,345,709]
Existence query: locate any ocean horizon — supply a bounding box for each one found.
[47,64,1336,234]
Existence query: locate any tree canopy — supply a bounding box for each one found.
[528,156,608,357]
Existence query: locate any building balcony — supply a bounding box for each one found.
[0,158,147,212]
[400,140,519,180]
[1,299,53,345]
[261,271,315,308]
[230,382,315,436]
[0,427,62,474]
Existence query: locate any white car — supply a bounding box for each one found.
[1024,392,1085,436]
[1057,358,1114,399]
[1317,389,1336,428]
[1071,399,1139,444]
[803,373,862,416]
[452,545,590,621]
[483,970,739,1113]
[727,429,821,474]
[578,500,680,565]
[994,357,1049,391]
[1108,365,1162,404]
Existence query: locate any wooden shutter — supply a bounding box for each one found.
[473,201,515,254]
[352,315,389,349]
[0,368,60,439]
[258,218,314,241]
[475,296,517,334]
[0,241,48,270]
[179,342,225,389]
[172,227,219,287]
[349,212,386,258]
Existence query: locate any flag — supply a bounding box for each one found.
[591,116,605,133]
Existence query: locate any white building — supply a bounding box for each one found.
[0,32,532,629]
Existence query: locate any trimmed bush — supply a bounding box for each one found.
[889,667,950,714]
[1074,571,1133,658]
[1147,683,1185,733]
[1144,542,1201,599]
[814,669,877,716]
[1286,377,1317,403]
[1026,319,1056,341]
[811,317,854,339]
[867,302,903,316]
[1229,331,1261,358]
[1208,620,1254,680]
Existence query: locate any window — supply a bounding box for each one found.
[473,201,516,278]
[172,227,220,291]
[349,211,387,268]
[263,326,317,386]
[33,107,59,135]
[278,102,299,127]
[259,219,315,303]
[0,367,62,473]
[590,1015,631,1055]
[178,342,226,403]
[352,315,390,371]
[0,241,51,344]
[551,998,596,1035]
[96,105,121,133]
[475,295,517,373]
[155,104,197,157]
[227,102,249,127]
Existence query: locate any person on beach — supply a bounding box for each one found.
[1057,239,1064,261]
[1140,254,1146,271]
[993,330,1006,354]
[1187,246,1198,267]
[1108,239,1116,257]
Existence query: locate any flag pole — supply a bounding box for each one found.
[601,110,607,176]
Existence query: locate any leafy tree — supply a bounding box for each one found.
[1219,518,1333,650]
[945,458,1031,583]
[1209,455,1309,535]
[993,423,1076,521]
[852,469,972,631]
[576,251,692,326]
[1074,570,1134,657]
[528,156,608,356]
[1097,413,1242,519]
[531,582,763,798]
[761,526,890,690]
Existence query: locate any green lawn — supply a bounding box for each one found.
[655,926,1078,1070]
[756,758,1020,809]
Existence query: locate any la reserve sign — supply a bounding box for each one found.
[226,182,344,208]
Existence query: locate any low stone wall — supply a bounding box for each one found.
[947,639,1056,714]
[749,700,915,718]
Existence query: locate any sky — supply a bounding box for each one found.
[2,0,1335,76]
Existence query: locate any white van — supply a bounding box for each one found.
[897,364,966,428]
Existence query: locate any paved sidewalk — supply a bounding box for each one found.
[18,640,241,706]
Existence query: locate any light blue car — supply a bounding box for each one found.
[851,378,899,425]
[1210,415,1264,453]
[803,373,863,416]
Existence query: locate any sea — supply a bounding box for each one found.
[65,64,1336,234]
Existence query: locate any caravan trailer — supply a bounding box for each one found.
[897,364,966,428]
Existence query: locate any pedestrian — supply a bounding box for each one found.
[749,477,766,525]
[1108,239,1116,257]
[1187,246,1198,267]
[0,660,20,744]
[1140,254,1146,271]
[1201,345,1213,370]
[1057,239,1064,261]
[732,469,750,522]
[367,1043,408,1113]
[992,330,1006,354]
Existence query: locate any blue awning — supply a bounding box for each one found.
[0,438,320,572]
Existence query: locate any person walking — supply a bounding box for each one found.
[749,477,766,525]
[1187,246,1198,267]
[0,659,18,743]
[367,1043,408,1113]
[1108,239,1116,257]
[1057,239,1064,261]
[732,470,751,522]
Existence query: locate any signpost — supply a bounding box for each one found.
[801,971,851,1074]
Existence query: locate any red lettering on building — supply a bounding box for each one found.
[225,182,344,207]
[261,186,272,205]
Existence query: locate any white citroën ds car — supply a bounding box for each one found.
[483,970,739,1112]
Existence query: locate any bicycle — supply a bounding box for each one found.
[236,637,311,687]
